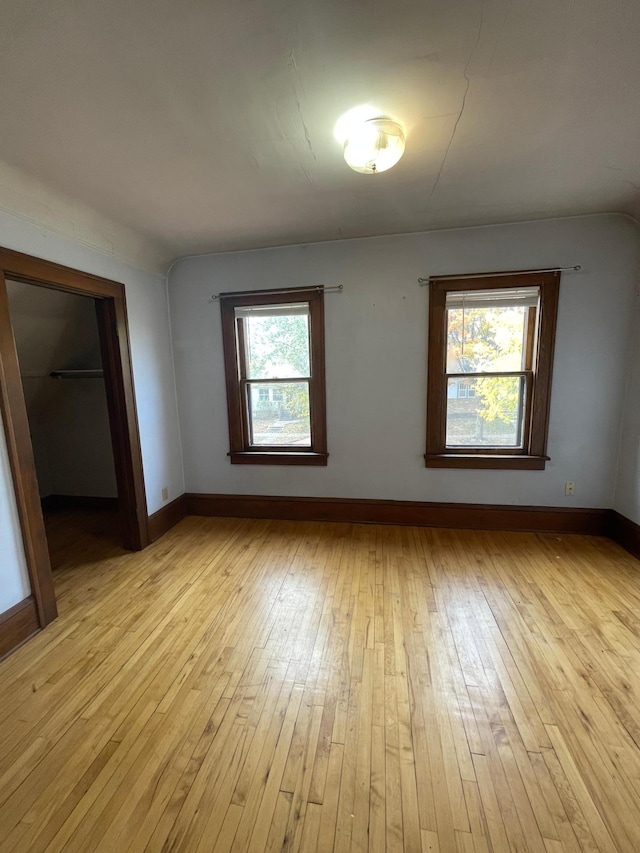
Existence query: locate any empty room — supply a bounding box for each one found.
[1,1,640,851]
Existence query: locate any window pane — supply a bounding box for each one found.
[446,376,526,448]
[446,305,531,373]
[248,382,311,447]
[243,311,310,379]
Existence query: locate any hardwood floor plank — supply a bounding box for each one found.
[1,512,640,851]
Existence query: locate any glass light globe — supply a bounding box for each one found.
[343,119,405,174]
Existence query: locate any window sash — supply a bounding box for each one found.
[445,373,530,453]
[445,300,537,375]
[238,309,311,382]
[246,380,311,449]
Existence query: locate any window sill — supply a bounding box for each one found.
[229,451,328,466]
[425,454,548,470]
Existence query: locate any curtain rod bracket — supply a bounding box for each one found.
[418,265,581,285]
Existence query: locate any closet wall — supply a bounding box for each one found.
[7,280,117,500]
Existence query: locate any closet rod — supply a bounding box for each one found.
[49,369,104,379]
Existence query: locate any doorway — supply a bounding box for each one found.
[8,280,123,566]
[0,247,149,631]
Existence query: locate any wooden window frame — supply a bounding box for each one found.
[425,271,560,470]
[220,287,328,466]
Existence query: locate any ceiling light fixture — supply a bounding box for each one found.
[342,118,405,174]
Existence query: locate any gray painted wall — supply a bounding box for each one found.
[169,213,638,509]
[614,298,640,525]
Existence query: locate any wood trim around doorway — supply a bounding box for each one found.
[0,246,149,642]
[0,597,39,661]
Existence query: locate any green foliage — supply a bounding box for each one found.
[477,376,519,425]
[284,384,310,419]
[247,314,311,419]
[247,315,310,377]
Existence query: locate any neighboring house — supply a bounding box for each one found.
[253,360,298,417]
[447,378,476,399]
[255,385,284,410]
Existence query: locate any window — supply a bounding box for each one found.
[220,287,327,465]
[426,271,560,470]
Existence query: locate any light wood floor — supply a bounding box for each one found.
[2,514,640,852]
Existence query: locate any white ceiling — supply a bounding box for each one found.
[1,0,640,261]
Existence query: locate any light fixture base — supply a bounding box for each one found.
[343,118,405,174]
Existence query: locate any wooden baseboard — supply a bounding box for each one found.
[163,492,640,559]
[148,494,188,543]
[608,510,640,560]
[0,596,40,660]
[41,494,119,512]
[185,493,609,535]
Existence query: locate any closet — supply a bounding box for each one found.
[6,280,119,563]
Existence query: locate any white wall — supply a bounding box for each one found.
[0,210,184,612]
[34,382,118,498]
[169,214,638,509]
[614,294,640,524]
[0,426,30,611]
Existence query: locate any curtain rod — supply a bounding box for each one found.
[210,285,343,301]
[418,265,581,285]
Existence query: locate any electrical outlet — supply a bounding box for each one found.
[564,481,575,496]
[161,487,169,501]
